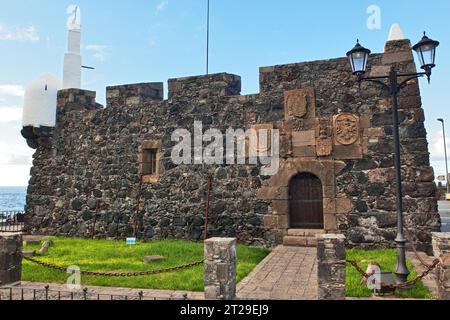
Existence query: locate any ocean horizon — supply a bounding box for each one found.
[0,186,27,211]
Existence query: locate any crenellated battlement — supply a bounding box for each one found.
[168,73,241,100]
[57,89,101,112]
[106,82,164,107]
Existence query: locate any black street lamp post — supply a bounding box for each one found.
[346,33,440,283]
[437,119,449,195]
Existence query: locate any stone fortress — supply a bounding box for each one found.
[21,20,441,252]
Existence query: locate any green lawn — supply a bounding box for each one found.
[23,237,270,292]
[346,249,433,299]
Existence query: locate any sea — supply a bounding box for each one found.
[0,186,27,211]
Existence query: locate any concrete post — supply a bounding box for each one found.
[317,234,346,300]
[0,233,23,286]
[204,238,237,300]
[432,233,450,300]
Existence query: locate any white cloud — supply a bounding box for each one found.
[0,106,22,123]
[86,44,109,62]
[0,85,25,97]
[0,141,33,166]
[430,131,449,161]
[0,24,39,43]
[156,0,169,14]
[0,165,31,186]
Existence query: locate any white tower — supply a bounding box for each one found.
[63,6,82,89]
[388,24,406,41]
[22,74,62,128]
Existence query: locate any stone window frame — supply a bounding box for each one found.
[140,140,162,184]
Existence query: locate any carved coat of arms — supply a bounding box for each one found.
[334,114,360,146]
[317,122,333,157]
[284,88,315,120]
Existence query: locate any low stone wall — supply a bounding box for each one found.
[0,233,23,286]
[317,234,346,300]
[432,233,450,300]
[204,238,237,300]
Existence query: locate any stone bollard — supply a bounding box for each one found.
[317,234,346,300]
[0,233,23,286]
[204,238,237,300]
[432,233,450,300]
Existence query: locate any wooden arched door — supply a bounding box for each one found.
[289,173,324,229]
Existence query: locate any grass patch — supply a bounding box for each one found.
[346,249,433,299]
[23,237,270,292]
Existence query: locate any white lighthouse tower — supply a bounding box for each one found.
[63,5,82,89]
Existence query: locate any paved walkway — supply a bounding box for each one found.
[407,251,439,299]
[237,246,318,300]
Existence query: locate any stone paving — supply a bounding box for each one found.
[237,246,318,300]
[407,251,439,299]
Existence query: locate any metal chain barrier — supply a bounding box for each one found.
[346,257,440,290]
[346,215,441,290]
[21,254,204,277]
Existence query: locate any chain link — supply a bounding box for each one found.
[346,258,440,290]
[21,254,204,277]
[345,210,443,291]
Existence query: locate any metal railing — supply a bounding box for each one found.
[0,285,189,301]
[0,211,25,233]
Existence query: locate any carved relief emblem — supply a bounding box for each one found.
[248,124,273,156]
[334,114,360,146]
[317,121,333,157]
[284,88,315,120]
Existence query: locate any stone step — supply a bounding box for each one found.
[287,229,325,237]
[283,236,318,247]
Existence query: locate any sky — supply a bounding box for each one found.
[0,0,449,186]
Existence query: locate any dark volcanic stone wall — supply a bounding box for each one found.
[24,39,440,250]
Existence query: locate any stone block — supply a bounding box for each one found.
[276,215,289,229]
[283,236,307,247]
[317,234,346,300]
[263,215,278,229]
[335,198,352,214]
[204,238,237,300]
[257,187,289,201]
[292,130,316,147]
[293,146,316,158]
[169,73,241,99]
[272,200,289,216]
[323,198,336,215]
[398,96,422,109]
[324,214,338,231]
[0,233,23,286]
[334,145,363,160]
[143,255,165,263]
[364,127,384,138]
[369,65,391,77]
[382,51,413,65]
[360,115,371,129]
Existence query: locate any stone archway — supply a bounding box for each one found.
[258,159,352,244]
[289,172,324,229]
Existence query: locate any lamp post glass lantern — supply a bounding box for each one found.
[413,33,440,75]
[347,40,371,75]
[346,33,439,283]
